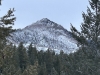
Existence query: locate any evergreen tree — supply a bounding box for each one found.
[2,64,21,75]
[38,62,47,75]
[71,0,100,48]
[28,43,37,65]
[38,50,44,65]
[22,60,39,75]
[53,55,60,75]
[0,1,16,41]
[17,42,29,71]
[12,45,20,68]
[0,1,16,74]
[44,49,53,73]
[51,67,58,75]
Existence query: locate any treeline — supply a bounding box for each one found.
[0,42,100,75]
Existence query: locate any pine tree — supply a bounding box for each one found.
[53,55,60,75]
[12,45,20,68]
[22,60,39,75]
[51,67,58,75]
[38,62,47,75]
[71,0,100,48]
[17,42,29,71]
[28,43,37,65]
[2,64,21,75]
[0,1,16,74]
[38,50,44,65]
[0,0,16,41]
[0,44,18,75]
[44,49,53,73]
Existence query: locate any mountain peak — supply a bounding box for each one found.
[35,18,52,24]
[40,18,50,22]
[8,18,78,54]
[25,18,67,32]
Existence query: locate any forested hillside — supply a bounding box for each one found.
[0,42,100,75]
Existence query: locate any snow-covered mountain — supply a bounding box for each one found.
[8,18,78,54]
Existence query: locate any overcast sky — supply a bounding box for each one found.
[0,0,89,31]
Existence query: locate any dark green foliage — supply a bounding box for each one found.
[44,49,53,73]
[28,43,37,65]
[22,60,39,75]
[71,0,100,48]
[38,62,47,75]
[53,55,60,74]
[51,67,58,75]
[37,50,44,65]
[0,0,16,50]
[12,45,20,68]
[0,1,17,74]
[0,1,16,41]
[0,42,100,75]
[17,42,29,71]
[70,2,100,75]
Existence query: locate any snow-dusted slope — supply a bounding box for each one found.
[8,18,78,54]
